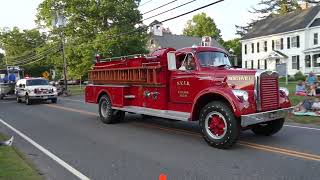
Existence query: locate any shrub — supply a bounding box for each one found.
[294,71,306,81]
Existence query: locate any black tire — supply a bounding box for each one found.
[51,98,57,104]
[0,94,4,100]
[98,95,125,124]
[25,95,32,105]
[16,96,22,103]
[251,118,285,136]
[199,101,240,149]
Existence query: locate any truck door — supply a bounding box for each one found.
[170,53,198,103]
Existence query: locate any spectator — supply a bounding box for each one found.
[306,72,318,96]
[312,98,320,111]
[294,96,314,112]
[295,80,307,96]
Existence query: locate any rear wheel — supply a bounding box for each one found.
[251,118,285,136]
[199,101,240,149]
[99,95,125,124]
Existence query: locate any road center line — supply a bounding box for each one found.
[0,118,90,180]
[44,103,320,161]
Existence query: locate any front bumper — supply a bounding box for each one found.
[241,107,293,127]
[29,94,57,100]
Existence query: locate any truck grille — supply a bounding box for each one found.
[259,74,279,111]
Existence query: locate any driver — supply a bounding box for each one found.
[179,54,195,70]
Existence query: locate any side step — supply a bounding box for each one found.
[112,106,190,121]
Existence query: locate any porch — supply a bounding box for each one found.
[304,46,320,75]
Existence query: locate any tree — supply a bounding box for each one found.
[0,53,4,67]
[236,0,320,36]
[36,0,147,79]
[183,13,223,43]
[223,38,241,65]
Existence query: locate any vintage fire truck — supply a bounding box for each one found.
[85,45,293,149]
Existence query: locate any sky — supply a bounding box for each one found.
[0,0,260,41]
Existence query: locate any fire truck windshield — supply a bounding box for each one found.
[197,51,231,68]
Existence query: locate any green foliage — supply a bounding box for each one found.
[183,13,223,43]
[223,38,241,65]
[294,71,306,81]
[36,0,147,79]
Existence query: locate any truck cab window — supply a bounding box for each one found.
[197,51,231,67]
[179,53,196,71]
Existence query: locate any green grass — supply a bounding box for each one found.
[68,85,85,95]
[279,82,320,125]
[0,134,42,180]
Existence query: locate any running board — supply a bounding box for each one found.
[112,106,190,121]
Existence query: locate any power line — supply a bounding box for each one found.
[140,0,153,7]
[142,0,178,15]
[161,0,224,23]
[143,0,196,21]
[16,48,61,66]
[10,46,60,65]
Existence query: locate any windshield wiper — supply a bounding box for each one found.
[217,64,231,68]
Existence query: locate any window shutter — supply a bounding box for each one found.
[257,43,260,53]
[297,55,300,70]
[297,36,300,48]
[281,38,284,50]
[264,60,267,69]
[258,60,260,69]
[287,37,290,49]
[272,40,275,50]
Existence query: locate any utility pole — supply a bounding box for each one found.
[53,2,68,95]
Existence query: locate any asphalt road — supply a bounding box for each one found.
[0,95,320,180]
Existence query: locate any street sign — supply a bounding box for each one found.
[42,71,49,79]
[276,63,287,77]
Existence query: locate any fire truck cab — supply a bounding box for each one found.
[85,46,292,149]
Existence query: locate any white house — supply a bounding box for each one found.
[241,5,320,75]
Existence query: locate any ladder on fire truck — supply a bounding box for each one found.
[88,54,162,85]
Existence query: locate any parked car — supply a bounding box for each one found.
[15,77,58,105]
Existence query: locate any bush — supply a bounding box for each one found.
[294,71,306,81]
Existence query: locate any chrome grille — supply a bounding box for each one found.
[258,72,279,111]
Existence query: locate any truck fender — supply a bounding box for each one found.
[190,88,241,121]
[95,89,112,104]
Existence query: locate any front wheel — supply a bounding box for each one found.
[25,95,32,105]
[99,95,125,124]
[199,101,240,149]
[16,96,22,103]
[51,98,57,104]
[251,118,285,136]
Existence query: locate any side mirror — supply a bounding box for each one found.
[22,84,25,88]
[19,84,22,88]
[167,52,177,70]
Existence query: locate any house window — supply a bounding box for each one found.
[305,55,311,67]
[291,36,300,48]
[314,33,318,45]
[245,61,248,68]
[258,60,260,69]
[312,54,320,67]
[280,38,284,50]
[245,44,247,54]
[257,42,260,53]
[275,39,281,50]
[287,37,290,49]
[264,41,267,52]
[276,58,280,65]
[272,40,275,50]
[251,60,254,69]
[264,60,267,69]
[251,43,254,53]
[292,55,300,70]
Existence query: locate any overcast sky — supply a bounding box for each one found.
[0,0,260,41]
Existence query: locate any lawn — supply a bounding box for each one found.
[0,134,42,180]
[279,82,320,125]
[68,85,85,95]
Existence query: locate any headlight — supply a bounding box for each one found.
[279,87,289,96]
[232,90,249,102]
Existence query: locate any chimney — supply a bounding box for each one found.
[301,2,309,10]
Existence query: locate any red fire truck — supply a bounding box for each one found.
[85,46,292,149]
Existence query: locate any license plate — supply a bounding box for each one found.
[42,96,48,99]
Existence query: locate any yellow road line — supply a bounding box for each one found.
[44,104,320,162]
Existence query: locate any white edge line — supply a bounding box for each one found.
[60,98,85,103]
[0,118,90,180]
[284,124,320,131]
